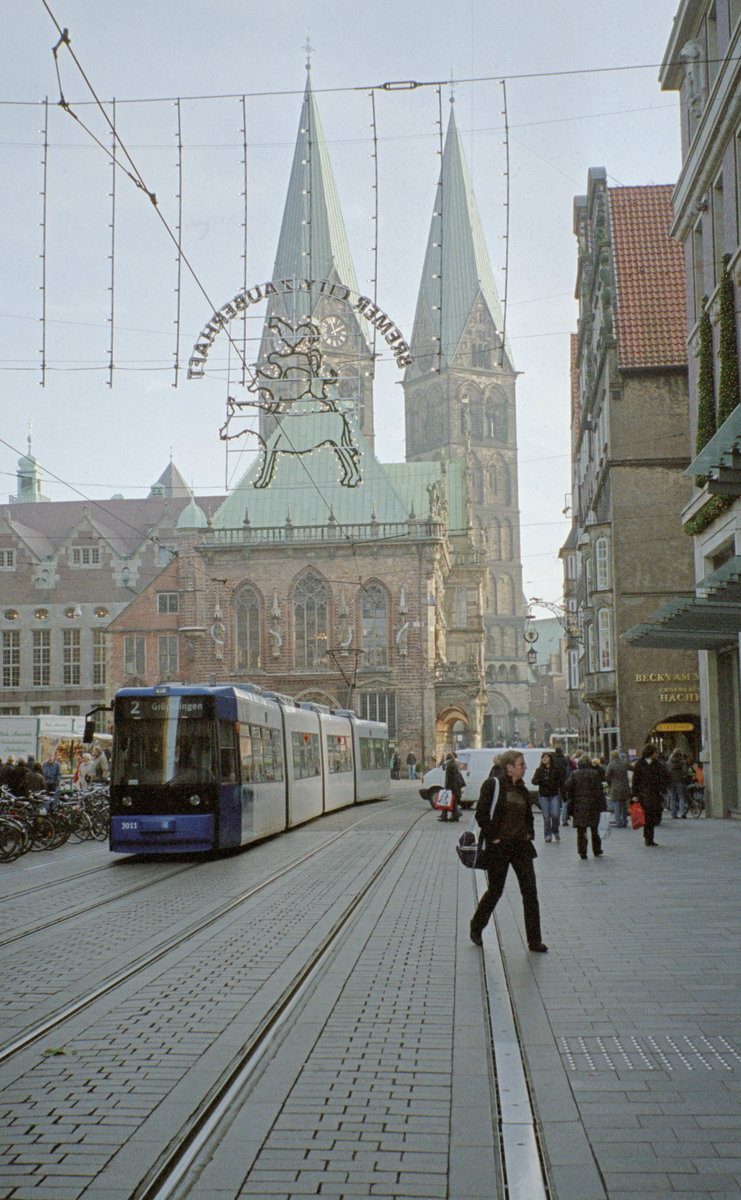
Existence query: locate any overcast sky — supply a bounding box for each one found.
[3,1,682,603]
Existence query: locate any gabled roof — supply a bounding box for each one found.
[408,104,512,371]
[150,459,192,499]
[608,186,687,371]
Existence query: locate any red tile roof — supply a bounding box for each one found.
[608,185,687,371]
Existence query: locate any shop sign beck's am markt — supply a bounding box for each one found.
[634,671,700,704]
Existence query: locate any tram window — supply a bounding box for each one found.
[112,717,216,786]
[359,736,388,771]
[251,724,267,782]
[218,720,238,783]
[329,735,352,773]
[269,728,284,781]
[291,731,320,778]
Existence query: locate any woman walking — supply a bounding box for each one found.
[564,754,606,859]
[631,744,668,846]
[469,749,548,953]
[531,751,561,843]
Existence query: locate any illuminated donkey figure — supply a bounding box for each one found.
[251,317,361,489]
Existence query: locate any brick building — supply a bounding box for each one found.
[563,169,700,759]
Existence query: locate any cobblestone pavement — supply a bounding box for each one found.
[1,792,740,1200]
[495,812,741,1200]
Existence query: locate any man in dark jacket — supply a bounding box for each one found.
[564,755,606,859]
[631,744,668,846]
[469,749,548,953]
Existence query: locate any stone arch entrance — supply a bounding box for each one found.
[645,712,700,762]
[435,706,471,764]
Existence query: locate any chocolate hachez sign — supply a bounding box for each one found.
[187,277,413,379]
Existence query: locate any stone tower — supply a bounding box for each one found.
[403,102,529,745]
[256,70,376,448]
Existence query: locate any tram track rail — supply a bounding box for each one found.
[0,803,406,1069]
[0,861,199,949]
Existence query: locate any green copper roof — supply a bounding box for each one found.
[212,428,466,535]
[409,105,513,370]
[213,415,411,530]
[383,461,468,532]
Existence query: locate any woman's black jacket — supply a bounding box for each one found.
[564,766,605,827]
[631,756,668,819]
[475,770,536,865]
[531,763,560,797]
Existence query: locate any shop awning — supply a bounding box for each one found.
[624,561,741,649]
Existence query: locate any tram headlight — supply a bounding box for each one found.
[122,795,133,807]
[189,794,201,807]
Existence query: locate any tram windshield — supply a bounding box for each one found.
[112,695,218,787]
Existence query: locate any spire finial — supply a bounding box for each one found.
[27,420,33,454]
[304,31,313,71]
[449,69,455,104]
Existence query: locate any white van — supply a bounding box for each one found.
[419,747,552,809]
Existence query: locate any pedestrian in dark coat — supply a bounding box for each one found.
[551,744,572,826]
[440,753,463,822]
[564,755,606,859]
[631,744,668,846]
[605,750,630,827]
[469,749,547,953]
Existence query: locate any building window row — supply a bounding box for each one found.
[2,628,107,688]
[71,546,100,567]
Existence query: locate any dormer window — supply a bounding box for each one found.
[72,546,99,567]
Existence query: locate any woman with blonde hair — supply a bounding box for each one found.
[469,749,547,953]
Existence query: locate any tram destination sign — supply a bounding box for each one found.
[116,695,213,720]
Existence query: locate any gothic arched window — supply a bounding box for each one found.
[428,386,444,444]
[501,519,513,561]
[293,572,329,669]
[497,574,514,616]
[236,585,262,672]
[490,517,501,559]
[360,583,388,667]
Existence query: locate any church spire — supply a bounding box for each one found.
[267,71,367,321]
[256,72,375,444]
[407,104,512,375]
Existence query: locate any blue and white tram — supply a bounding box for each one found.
[109,684,389,855]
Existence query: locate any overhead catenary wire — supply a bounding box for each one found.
[35,6,376,592]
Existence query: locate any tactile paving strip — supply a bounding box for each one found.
[559,1033,741,1072]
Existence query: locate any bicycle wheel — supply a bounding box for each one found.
[0,820,25,861]
[29,814,57,851]
[66,810,94,841]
